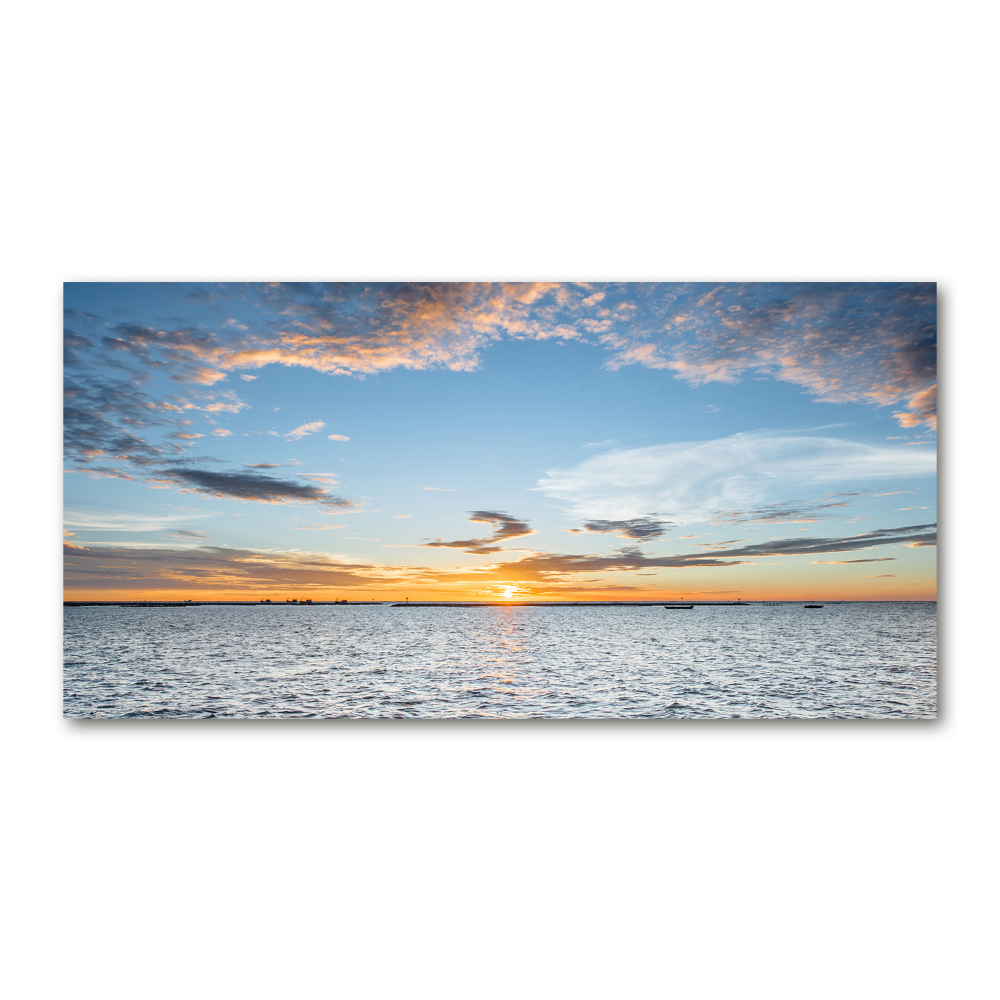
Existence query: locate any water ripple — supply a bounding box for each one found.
[63,603,936,719]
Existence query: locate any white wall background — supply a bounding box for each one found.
[3,2,994,997]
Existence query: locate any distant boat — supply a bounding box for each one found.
[804,604,824,609]
[663,605,694,610]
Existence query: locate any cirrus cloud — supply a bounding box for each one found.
[539,432,936,525]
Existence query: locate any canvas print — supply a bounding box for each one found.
[63,283,937,718]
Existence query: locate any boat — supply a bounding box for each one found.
[804,604,823,609]
[663,605,694,610]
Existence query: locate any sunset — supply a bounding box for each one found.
[64,282,936,604]
[23,3,986,993]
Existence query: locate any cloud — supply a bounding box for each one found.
[172,366,228,385]
[198,397,248,413]
[298,473,340,483]
[597,283,937,428]
[467,511,534,542]
[64,285,937,503]
[64,507,213,532]
[63,331,94,367]
[244,461,301,469]
[539,432,936,525]
[717,500,853,524]
[812,557,896,564]
[420,486,454,491]
[580,517,672,541]
[210,282,576,378]
[285,420,326,440]
[65,521,933,596]
[477,547,748,582]
[211,429,233,437]
[893,383,937,430]
[65,284,936,470]
[327,434,350,441]
[169,529,211,540]
[157,468,355,509]
[424,510,535,554]
[63,359,246,476]
[436,522,935,584]
[867,574,897,578]
[64,376,189,468]
[704,523,935,558]
[64,543,383,593]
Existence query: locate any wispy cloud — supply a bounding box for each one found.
[64,507,214,532]
[539,432,936,525]
[460,523,934,583]
[719,500,854,524]
[327,434,350,441]
[477,547,747,582]
[707,524,935,558]
[812,557,896,564]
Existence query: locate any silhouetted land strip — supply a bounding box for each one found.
[64,600,753,608]
[63,601,389,607]
[391,601,751,608]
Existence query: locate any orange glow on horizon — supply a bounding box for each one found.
[63,579,937,603]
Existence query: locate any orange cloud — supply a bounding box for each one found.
[893,383,937,429]
[285,420,326,440]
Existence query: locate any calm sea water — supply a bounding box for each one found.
[63,602,936,719]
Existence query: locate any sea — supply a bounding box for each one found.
[63,601,937,719]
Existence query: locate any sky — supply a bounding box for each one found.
[63,282,937,602]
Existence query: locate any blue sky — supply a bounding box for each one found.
[63,282,937,600]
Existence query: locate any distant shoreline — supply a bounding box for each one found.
[63,599,936,608]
